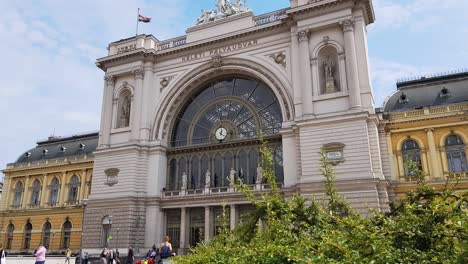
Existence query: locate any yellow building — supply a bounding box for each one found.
[0,133,97,254]
[382,71,468,196]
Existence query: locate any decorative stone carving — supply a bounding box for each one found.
[211,54,223,69]
[340,20,355,32]
[205,170,211,187]
[229,168,236,184]
[268,52,286,68]
[181,172,187,190]
[196,0,251,25]
[297,30,310,42]
[160,76,174,88]
[119,95,131,128]
[323,56,336,93]
[105,75,115,86]
[133,68,145,79]
[104,168,120,186]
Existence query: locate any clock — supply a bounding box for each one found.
[215,127,228,141]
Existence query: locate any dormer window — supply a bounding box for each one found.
[25,152,31,158]
[42,149,48,155]
[60,146,67,152]
[439,87,451,98]
[79,143,86,149]
[398,93,409,104]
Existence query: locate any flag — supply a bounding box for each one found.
[138,14,151,23]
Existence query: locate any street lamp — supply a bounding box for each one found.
[79,199,88,264]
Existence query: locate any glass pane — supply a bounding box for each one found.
[168,159,177,191]
[200,156,210,189]
[238,151,248,183]
[248,150,259,185]
[190,157,200,189]
[223,153,233,187]
[214,155,223,187]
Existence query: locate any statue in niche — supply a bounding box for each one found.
[205,170,211,187]
[323,55,336,93]
[229,168,236,185]
[119,95,131,128]
[181,172,187,190]
[256,165,263,184]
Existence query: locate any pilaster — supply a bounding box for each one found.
[291,27,303,117]
[340,20,362,109]
[40,173,48,207]
[281,128,298,187]
[59,172,67,205]
[385,133,398,181]
[80,170,87,201]
[204,206,211,242]
[426,128,443,179]
[179,207,187,254]
[22,176,30,209]
[101,75,115,147]
[140,62,154,141]
[131,68,144,141]
[297,30,314,116]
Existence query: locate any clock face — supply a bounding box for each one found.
[215,127,228,141]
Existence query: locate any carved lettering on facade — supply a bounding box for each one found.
[181,40,258,63]
[117,44,137,54]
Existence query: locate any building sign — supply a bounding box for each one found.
[117,44,137,54]
[181,39,259,63]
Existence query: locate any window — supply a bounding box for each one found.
[13,182,23,208]
[30,179,41,207]
[61,220,72,249]
[6,224,14,249]
[402,140,422,176]
[23,222,32,249]
[165,210,181,251]
[446,135,468,173]
[68,176,80,204]
[101,217,112,248]
[49,177,60,206]
[42,222,52,249]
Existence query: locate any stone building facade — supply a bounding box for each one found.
[84,0,388,255]
[0,133,97,254]
[381,71,468,197]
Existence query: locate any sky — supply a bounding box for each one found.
[1,0,468,172]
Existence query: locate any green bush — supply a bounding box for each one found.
[172,142,468,264]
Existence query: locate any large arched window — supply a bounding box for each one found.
[42,222,52,249]
[167,77,284,191]
[13,182,23,208]
[49,177,60,206]
[30,179,41,207]
[6,224,14,249]
[61,220,72,249]
[68,176,80,204]
[23,222,32,249]
[402,139,422,176]
[446,135,468,173]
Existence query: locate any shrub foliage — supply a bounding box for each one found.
[172,141,468,264]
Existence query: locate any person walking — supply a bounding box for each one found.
[126,246,134,264]
[158,236,176,264]
[34,244,47,264]
[0,244,6,264]
[65,248,72,264]
[100,248,108,264]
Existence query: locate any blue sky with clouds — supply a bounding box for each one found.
[1,0,468,171]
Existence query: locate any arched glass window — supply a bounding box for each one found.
[6,224,14,249]
[274,146,284,183]
[238,151,248,183]
[30,179,41,207]
[23,222,32,249]
[402,140,422,176]
[168,159,177,191]
[101,217,112,248]
[190,157,200,189]
[49,177,60,206]
[446,135,468,173]
[213,155,223,187]
[13,182,24,208]
[42,222,52,249]
[200,156,210,189]
[179,158,187,190]
[61,220,72,249]
[248,150,259,185]
[223,153,233,187]
[68,176,80,204]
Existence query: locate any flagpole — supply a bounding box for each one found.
[136,8,140,36]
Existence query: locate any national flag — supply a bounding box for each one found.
[138,14,151,23]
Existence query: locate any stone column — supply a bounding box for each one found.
[131,68,145,141]
[80,170,87,201]
[298,30,314,116]
[179,207,187,253]
[59,172,67,206]
[40,173,48,207]
[204,206,211,242]
[22,176,30,209]
[340,20,362,109]
[281,128,298,187]
[310,58,319,98]
[140,62,154,141]
[397,154,404,178]
[426,128,443,179]
[440,147,448,176]
[385,133,398,180]
[101,75,115,147]
[422,150,431,177]
[291,27,303,117]
[229,204,237,230]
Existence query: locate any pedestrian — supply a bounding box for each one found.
[33,244,47,264]
[65,248,72,264]
[0,244,6,264]
[115,249,120,264]
[83,252,89,264]
[100,248,108,264]
[126,245,134,264]
[158,236,176,264]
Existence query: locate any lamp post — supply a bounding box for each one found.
[79,199,88,264]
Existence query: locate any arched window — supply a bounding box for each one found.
[49,177,60,206]
[446,135,468,173]
[101,216,112,248]
[190,157,200,189]
[402,140,422,176]
[68,176,80,204]
[248,150,259,185]
[42,222,52,249]
[61,220,72,249]
[116,89,132,128]
[168,159,177,191]
[13,182,23,208]
[30,179,41,207]
[223,153,233,187]
[274,146,284,183]
[238,151,248,183]
[213,155,223,187]
[23,222,32,249]
[6,224,14,249]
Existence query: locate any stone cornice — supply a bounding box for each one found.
[3,156,94,174]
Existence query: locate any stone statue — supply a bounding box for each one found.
[181,172,187,190]
[323,56,337,93]
[196,9,209,25]
[256,165,263,184]
[205,170,211,187]
[119,95,131,127]
[229,168,236,184]
[216,0,227,13]
[195,0,251,25]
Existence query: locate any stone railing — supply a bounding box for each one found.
[157,36,187,51]
[162,183,283,198]
[388,103,468,119]
[253,9,287,26]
